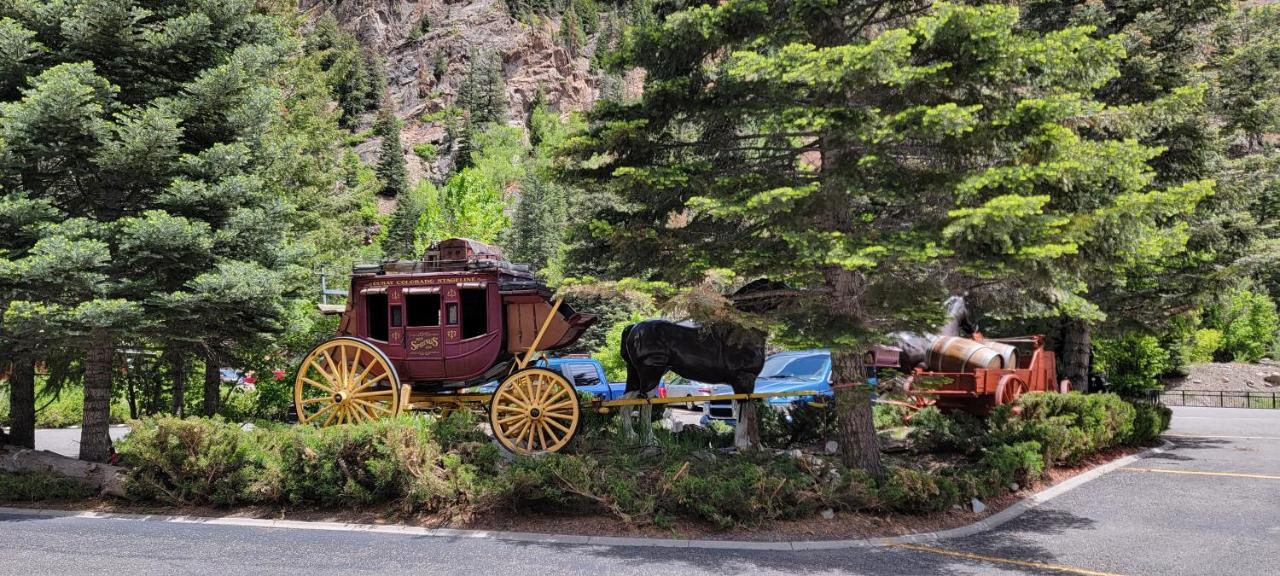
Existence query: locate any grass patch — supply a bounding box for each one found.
[0,471,96,502]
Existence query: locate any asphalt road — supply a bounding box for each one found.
[28,426,131,458]
[4,406,1277,575]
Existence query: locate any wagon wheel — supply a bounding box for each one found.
[994,374,1028,406]
[489,368,579,455]
[294,337,402,426]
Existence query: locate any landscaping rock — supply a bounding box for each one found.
[825,440,839,454]
[1265,374,1280,386]
[971,498,987,514]
[821,509,835,520]
[0,445,127,497]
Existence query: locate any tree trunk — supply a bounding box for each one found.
[832,348,883,477]
[7,359,36,449]
[169,350,187,417]
[203,356,220,417]
[79,336,115,462]
[1062,318,1091,393]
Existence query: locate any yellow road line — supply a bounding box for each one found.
[891,543,1127,576]
[1123,467,1280,481]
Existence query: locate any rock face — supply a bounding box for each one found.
[301,0,599,125]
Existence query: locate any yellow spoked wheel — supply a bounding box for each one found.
[294,337,402,426]
[489,368,579,455]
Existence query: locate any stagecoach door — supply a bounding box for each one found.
[394,285,444,379]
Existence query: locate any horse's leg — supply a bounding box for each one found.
[619,391,637,442]
[640,402,654,445]
[732,374,761,450]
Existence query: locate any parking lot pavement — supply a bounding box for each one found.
[928,406,1280,576]
[31,426,130,458]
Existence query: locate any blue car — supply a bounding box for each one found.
[473,357,635,401]
[702,350,833,423]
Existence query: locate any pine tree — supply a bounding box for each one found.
[375,103,410,197]
[0,0,310,460]
[565,2,1210,474]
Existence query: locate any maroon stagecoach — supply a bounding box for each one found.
[293,238,595,454]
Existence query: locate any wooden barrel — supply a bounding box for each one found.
[927,336,1005,372]
[984,341,1018,370]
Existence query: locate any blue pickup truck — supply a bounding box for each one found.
[477,357,636,401]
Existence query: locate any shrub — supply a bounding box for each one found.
[0,471,95,501]
[878,467,962,513]
[412,142,438,162]
[908,406,984,455]
[1207,287,1279,362]
[989,393,1138,465]
[118,417,276,506]
[1127,403,1172,445]
[979,441,1044,490]
[1187,328,1224,364]
[1092,334,1171,396]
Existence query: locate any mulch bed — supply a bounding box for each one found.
[1,445,1145,542]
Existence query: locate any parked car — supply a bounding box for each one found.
[663,374,707,410]
[475,356,666,402]
[702,350,833,424]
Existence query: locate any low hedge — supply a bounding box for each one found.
[912,392,1170,466]
[107,392,1166,529]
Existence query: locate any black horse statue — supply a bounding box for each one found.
[620,319,766,446]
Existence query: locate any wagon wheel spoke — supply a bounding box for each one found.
[295,339,400,427]
[353,398,394,415]
[544,417,572,435]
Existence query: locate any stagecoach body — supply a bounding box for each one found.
[294,239,595,454]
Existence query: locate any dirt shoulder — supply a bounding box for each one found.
[1,445,1143,542]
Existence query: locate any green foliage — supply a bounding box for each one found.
[432,168,508,244]
[0,471,95,502]
[1205,286,1279,362]
[1188,328,1224,363]
[375,104,410,197]
[412,142,438,163]
[1093,334,1172,396]
[383,181,433,259]
[593,309,646,382]
[988,393,1140,465]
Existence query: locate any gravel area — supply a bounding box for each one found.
[1162,361,1280,392]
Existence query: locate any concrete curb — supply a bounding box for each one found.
[0,443,1166,551]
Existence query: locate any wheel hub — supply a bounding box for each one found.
[529,407,542,419]
[333,391,347,403]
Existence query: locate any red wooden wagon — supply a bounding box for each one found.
[906,334,1067,413]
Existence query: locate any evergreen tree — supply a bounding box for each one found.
[0,0,310,460]
[375,103,410,197]
[566,2,1209,474]
[384,181,433,259]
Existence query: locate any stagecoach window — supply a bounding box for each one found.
[366,293,389,341]
[446,303,458,325]
[406,293,440,327]
[390,306,402,327]
[460,288,487,339]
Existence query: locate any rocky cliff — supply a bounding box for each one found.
[300,0,604,182]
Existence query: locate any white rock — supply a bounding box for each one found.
[825,440,839,454]
[821,509,835,520]
[1010,483,1020,491]
[971,498,987,514]
[240,422,256,432]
